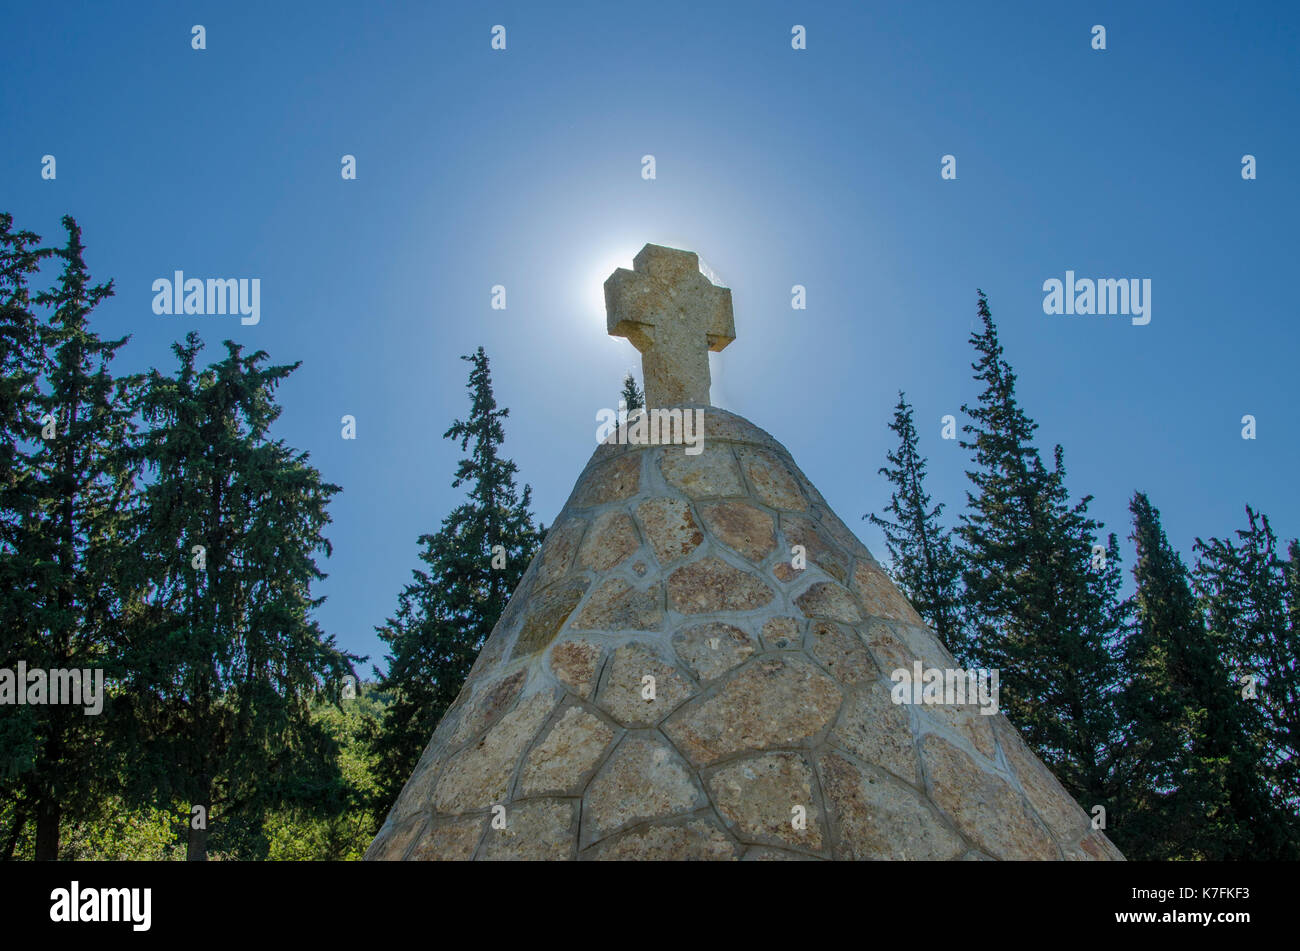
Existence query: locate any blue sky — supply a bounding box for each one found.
[5,1,1297,671]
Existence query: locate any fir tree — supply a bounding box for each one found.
[372,347,543,812]
[1194,507,1300,856]
[1117,492,1245,858]
[620,371,644,411]
[866,391,964,660]
[125,331,356,860]
[20,217,137,859]
[0,213,50,859]
[956,291,1126,815]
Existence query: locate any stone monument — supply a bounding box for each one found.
[364,244,1124,861]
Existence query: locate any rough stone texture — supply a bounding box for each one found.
[582,734,707,845]
[667,557,774,614]
[366,813,424,861]
[742,846,820,861]
[570,578,663,631]
[760,616,800,650]
[371,402,1119,861]
[698,500,776,562]
[861,616,921,674]
[576,510,640,571]
[596,642,695,726]
[808,620,876,684]
[706,752,824,852]
[994,716,1098,847]
[831,681,921,787]
[448,670,526,746]
[636,497,703,566]
[659,443,745,499]
[819,752,964,860]
[511,578,589,659]
[433,688,559,814]
[664,656,842,766]
[781,513,851,583]
[534,515,586,589]
[548,638,604,699]
[735,446,808,511]
[920,702,997,761]
[1067,830,1126,861]
[572,453,640,508]
[408,816,483,861]
[920,734,1060,860]
[672,622,755,681]
[520,705,616,796]
[479,799,578,861]
[585,816,741,860]
[892,621,957,670]
[852,560,924,626]
[795,582,863,623]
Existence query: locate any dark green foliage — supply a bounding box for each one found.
[956,291,1126,817]
[1191,508,1300,857]
[866,391,964,660]
[4,217,136,859]
[621,371,644,411]
[123,331,357,860]
[371,347,543,814]
[1116,492,1249,858]
[0,213,50,859]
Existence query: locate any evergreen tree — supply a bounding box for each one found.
[866,391,964,660]
[1117,492,1246,858]
[16,216,136,859]
[372,347,543,812]
[620,371,644,411]
[956,291,1126,815]
[124,331,357,860]
[0,213,50,859]
[1194,507,1300,856]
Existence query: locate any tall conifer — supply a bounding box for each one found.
[372,348,543,811]
[127,332,355,860]
[22,217,136,859]
[866,391,964,660]
[956,291,1125,815]
[1119,493,1244,857]
[1194,508,1300,856]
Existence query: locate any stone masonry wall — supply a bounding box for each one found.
[365,408,1125,861]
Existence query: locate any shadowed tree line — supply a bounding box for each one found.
[0,213,543,860]
[0,213,367,859]
[868,291,1300,860]
[5,214,1293,861]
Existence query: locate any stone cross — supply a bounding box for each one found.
[605,244,735,408]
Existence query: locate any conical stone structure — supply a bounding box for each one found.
[365,246,1125,861]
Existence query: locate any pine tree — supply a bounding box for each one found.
[866,391,964,660]
[124,331,357,860]
[1194,508,1300,856]
[621,371,644,411]
[0,213,51,859]
[372,347,543,811]
[1117,492,1246,858]
[956,291,1126,815]
[20,216,137,859]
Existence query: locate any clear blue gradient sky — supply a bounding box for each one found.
[5,1,1297,670]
